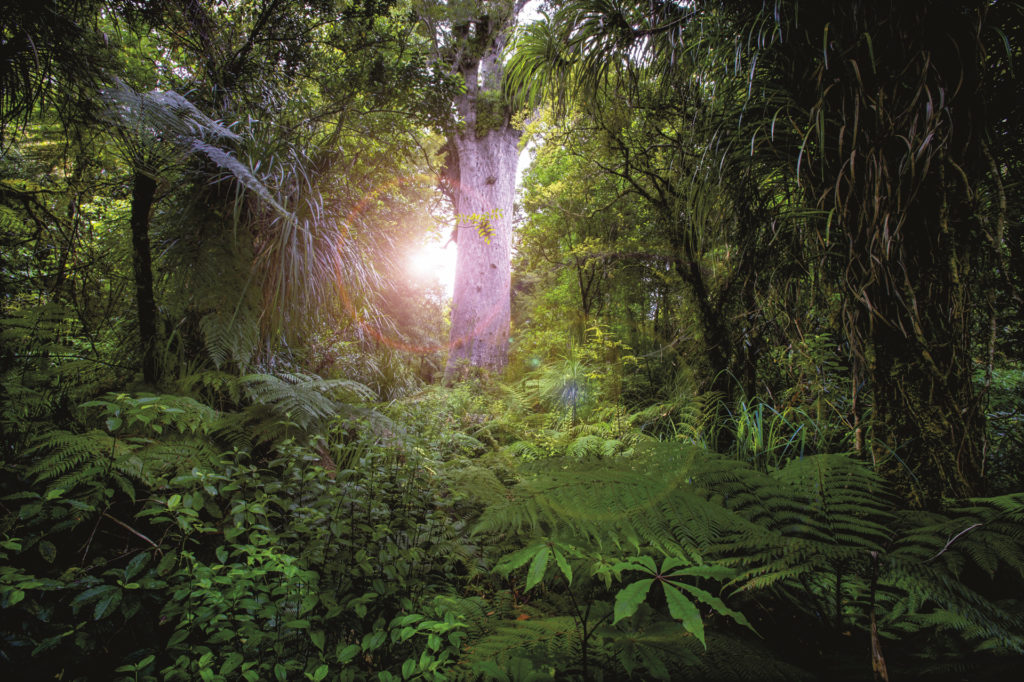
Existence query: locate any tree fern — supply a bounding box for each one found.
[475,444,752,554]
[459,615,582,679]
[475,442,1024,675]
[25,393,225,496]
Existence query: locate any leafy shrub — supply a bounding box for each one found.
[0,382,479,681]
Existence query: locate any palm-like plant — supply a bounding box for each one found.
[0,0,110,142]
[99,81,290,383]
[506,0,1020,503]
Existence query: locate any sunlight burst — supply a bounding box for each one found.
[408,237,457,296]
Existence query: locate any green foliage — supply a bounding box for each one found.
[2,1,1023,681]
[0,381,478,680]
[471,442,1024,679]
[474,90,509,137]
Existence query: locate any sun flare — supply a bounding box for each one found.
[408,238,457,295]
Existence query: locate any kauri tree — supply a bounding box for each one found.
[421,0,528,382]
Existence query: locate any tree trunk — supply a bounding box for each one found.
[445,126,519,380]
[130,170,159,384]
[442,4,525,383]
[770,0,989,504]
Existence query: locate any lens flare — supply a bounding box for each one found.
[408,239,456,294]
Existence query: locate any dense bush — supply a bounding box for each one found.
[0,383,477,681]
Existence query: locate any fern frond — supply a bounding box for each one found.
[461,615,581,672]
[26,429,118,483]
[450,465,509,507]
[475,444,752,557]
[199,309,259,370]
[502,440,544,460]
[237,371,374,434]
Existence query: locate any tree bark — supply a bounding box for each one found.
[130,170,159,384]
[446,127,519,379]
[766,0,989,504]
[442,3,524,383]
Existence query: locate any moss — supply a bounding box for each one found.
[474,89,508,138]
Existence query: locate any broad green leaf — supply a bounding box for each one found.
[553,547,572,584]
[362,630,386,651]
[155,550,178,576]
[220,653,244,675]
[678,582,755,631]
[662,582,704,647]
[525,546,550,592]
[311,664,329,681]
[494,544,542,577]
[71,585,111,609]
[311,629,325,651]
[167,629,189,648]
[613,578,654,624]
[659,557,689,575]
[336,643,360,664]
[93,587,122,620]
[274,663,287,681]
[671,565,738,581]
[300,593,318,615]
[124,551,150,580]
[612,555,657,574]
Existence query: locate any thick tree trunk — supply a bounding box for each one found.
[867,177,984,504]
[445,126,520,380]
[441,3,525,383]
[771,0,989,504]
[130,171,159,384]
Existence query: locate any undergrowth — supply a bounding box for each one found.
[2,337,1023,680]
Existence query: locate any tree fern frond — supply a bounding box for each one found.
[503,440,544,460]
[199,309,260,370]
[476,444,750,556]
[237,372,374,434]
[25,429,118,483]
[449,465,509,507]
[461,615,582,674]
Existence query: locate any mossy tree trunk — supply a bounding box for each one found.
[442,1,526,383]
[130,170,159,384]
[761,0,990,504]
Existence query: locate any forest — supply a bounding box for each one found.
[2,1,1024,680]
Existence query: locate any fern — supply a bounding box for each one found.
[503,440,544,460]
[626,391,719,444]
[450,465,510,507]
[475,444,753,555]
[475,442,1024,676]
[460,615,582,677]
[25,393,225,496]
[199,308,260,371]
[564,433,623,458]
